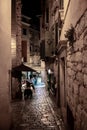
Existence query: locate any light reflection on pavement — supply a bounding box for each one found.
[11,87,65,130]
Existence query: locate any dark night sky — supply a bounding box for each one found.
[21,0,41,30]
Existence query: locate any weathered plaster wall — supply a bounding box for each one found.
[61,0,87,40]
[0,0,11,129]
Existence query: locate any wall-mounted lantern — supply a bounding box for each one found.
[48,69,53,74]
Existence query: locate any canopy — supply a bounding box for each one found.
[12,63,37,72]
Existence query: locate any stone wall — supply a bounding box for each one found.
[16,0,22,65]
[11,0,22,67]
[67,9,87,130]
[11,0,22,99]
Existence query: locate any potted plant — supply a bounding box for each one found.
[64,24,76,46]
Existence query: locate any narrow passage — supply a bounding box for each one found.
[11,87,65,130]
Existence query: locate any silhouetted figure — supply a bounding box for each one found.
[24,81,35,99]
[24,86,32,99]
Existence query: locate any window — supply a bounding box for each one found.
[46,8,49,23]
[59,0,64,9]
[22,28,27,35]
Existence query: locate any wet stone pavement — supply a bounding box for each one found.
[11,87,65,130]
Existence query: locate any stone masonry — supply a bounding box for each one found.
[11,0,22,99]
[67,9,87,130]
[11,0,22,67]
[16,0,22,65]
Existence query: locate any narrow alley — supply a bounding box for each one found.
[0,1,87,130]
[11,86,65,130]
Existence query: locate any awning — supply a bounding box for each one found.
[12,63,37,72]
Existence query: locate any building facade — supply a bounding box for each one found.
[40,0,59,96]
[11,0,22,99]
[61,0,87,130]
[40,0,87,130]
[21,15,30,64]
[21,15,41,72]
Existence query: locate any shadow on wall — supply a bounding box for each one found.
[67,104,74,130]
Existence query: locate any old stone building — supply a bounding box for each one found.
[40,0,59,96]
[11,0,22,99]
[21,15,45,80]
[11,0,44,100]
[29,27,40,68]
[21,15,30,63]
[61,1,87,130]
[40,0,87,130]
[11,0,22,67]
[21,14,43,72]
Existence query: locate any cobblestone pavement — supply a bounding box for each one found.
[11,87,65,130]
